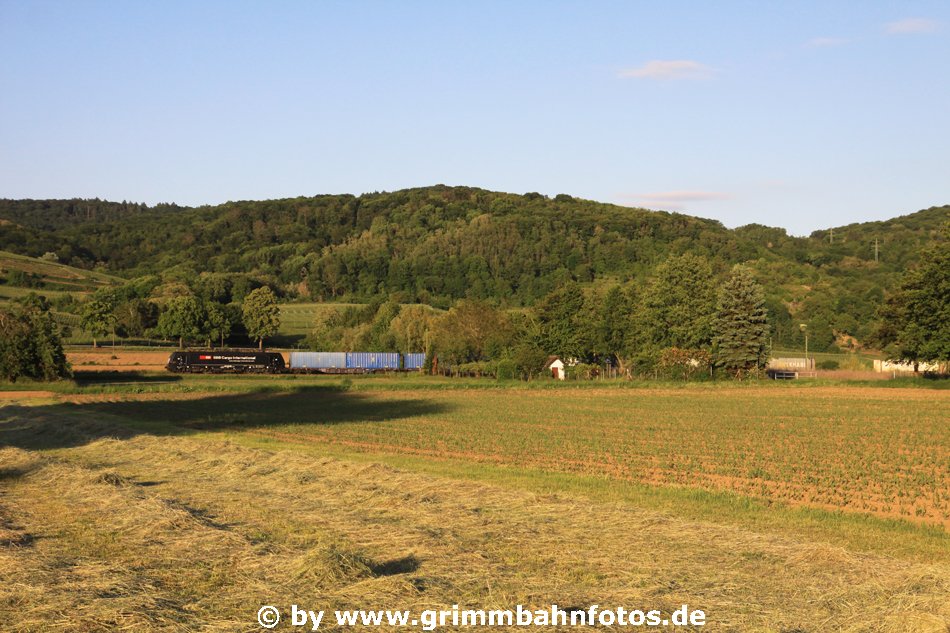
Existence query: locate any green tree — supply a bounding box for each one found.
[79,293,116,348]
[366,300,401,350]
[712,265,770,378]
[635,254,716,370]
[0,298,71,382]
[389,304,438,355]
[242,286,281,350]
[432,299,513,366]
[874,226,950,368]
[512,342,548,380]
[204,302,232,348]
[592,285,635,372]
[156,296,203,348]
[533,282,592,359]
[115,298,159,338]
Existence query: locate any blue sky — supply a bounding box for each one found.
[1,1,948,235]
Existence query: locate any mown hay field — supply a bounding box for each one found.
[1,380,949,632]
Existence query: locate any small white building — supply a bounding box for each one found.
[769,357,815,370]
[544,356,565,380]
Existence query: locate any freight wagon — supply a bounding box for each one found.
[346,352,401,371]
[403,353,426,370]
[289,352,347,371]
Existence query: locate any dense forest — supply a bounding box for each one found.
[1,186,947,352]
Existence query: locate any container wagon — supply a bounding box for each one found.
[403,353,426,370]
[346,352,401,371]
[289,352,347,373]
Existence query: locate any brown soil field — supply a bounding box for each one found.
[67,350,171,371]
[0,391,56,400]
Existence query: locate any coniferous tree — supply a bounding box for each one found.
[713,265,770,378]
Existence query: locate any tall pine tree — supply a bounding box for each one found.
[713,265,770,378]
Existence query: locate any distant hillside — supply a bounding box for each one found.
[0,250,121,305]
[0,187,771,303]
[0,187,946,351]
[807,205,949,265]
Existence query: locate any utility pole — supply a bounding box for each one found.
[829,227,834,244]
[799,324,808,366]
[874,238,879,263]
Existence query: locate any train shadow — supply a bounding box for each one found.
[0,386,454,452]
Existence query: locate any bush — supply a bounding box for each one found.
[512,344,547,380]
[495,359,516,380]
[817,359,840,370]
[565,363,598,380]
[0,301,71,382]
[456,361,495,377]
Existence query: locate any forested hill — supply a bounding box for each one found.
[0,187,947,350]
[0,198,185,265]
[2,187,769,302]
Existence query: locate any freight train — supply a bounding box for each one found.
[166,350,425,374]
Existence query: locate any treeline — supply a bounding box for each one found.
[309,254,770,380]
[10,227,945,382]
[0,198,181,231]
[75,280,282,351]
[2,188,947,351]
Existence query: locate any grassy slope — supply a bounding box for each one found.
[0,251,121,328]
[1,396,949,632]
[0,250,121,289]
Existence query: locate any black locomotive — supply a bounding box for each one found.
[166,351,285,374]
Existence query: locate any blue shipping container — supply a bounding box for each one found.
[403,353,425,370]
[289,352,347,369]
[346,352,401,370]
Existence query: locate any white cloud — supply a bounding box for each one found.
[618,60,715,80]
[886,18,939,34]
[618,191,731,211]
[805,37,848,48]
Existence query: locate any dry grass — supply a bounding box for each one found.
[1,406,948,632]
